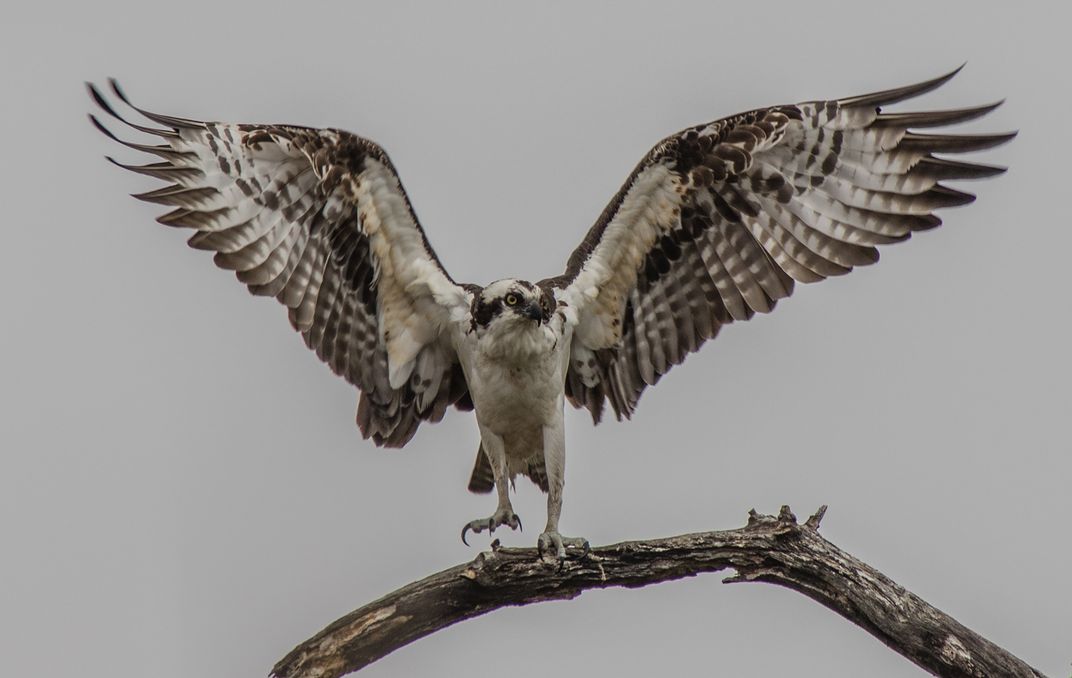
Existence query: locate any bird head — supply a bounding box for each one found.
[471,279,554,330]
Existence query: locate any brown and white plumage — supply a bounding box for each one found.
[90,67,1012,555]
[89,80,474,448]
[547,66,1014,424]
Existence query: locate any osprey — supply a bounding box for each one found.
[89,68,1011,558]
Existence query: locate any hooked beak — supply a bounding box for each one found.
[521,302,545,323]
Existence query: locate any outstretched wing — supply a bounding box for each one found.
[89,80,474,447]
[547,67,1014,423]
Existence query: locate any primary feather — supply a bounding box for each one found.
[90,79,473,447]
[545,66,1013,423]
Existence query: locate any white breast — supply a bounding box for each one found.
[455,314,572,455]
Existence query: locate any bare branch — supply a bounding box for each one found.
[271,506,1045,678]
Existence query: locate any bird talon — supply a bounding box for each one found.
[538,531,589,560]
[461,510,521,547]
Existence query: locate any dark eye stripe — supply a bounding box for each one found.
[472,297,503,327]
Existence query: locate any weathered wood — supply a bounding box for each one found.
[271,506,1045,678]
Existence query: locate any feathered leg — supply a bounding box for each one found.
[537,414,589,559]
[461,428,521,545]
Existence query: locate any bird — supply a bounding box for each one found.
[88,67,1012,558]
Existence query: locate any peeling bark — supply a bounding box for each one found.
[271,506,1045,678]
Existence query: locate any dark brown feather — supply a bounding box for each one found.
[552,68,1012,424]
[91,81,472,449]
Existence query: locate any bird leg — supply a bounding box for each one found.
[462,430,522,546]
[537,419,589,559]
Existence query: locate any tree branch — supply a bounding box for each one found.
[271,506,1045,678]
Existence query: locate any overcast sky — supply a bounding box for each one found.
[2,1,1067,676]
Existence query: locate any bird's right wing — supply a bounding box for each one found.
[90,80,474,447]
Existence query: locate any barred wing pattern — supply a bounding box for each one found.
[89,81,473,447]
[552,68,1014,423]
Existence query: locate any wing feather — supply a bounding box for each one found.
[549,68,1013,422]
[90,82,474,446]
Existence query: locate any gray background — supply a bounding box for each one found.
[2,1,1068,676]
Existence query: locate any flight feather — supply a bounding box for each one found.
[89,80,473,447]
[546,66,1014,423]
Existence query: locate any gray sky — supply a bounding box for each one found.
[2,1,1068,676]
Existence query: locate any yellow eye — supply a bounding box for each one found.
[505,294,519,306]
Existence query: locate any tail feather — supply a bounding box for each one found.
[467,444,550,494]
[522,458,549,493]
[467,444,495,494]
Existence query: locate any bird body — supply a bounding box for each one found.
[89,67,1012,557]
[453,280,577,549]
[464,309,564,451]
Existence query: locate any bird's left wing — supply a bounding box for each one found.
[545,67,1014,423]
[89,81,474,447]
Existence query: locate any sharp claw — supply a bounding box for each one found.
[538,532,589,560]
[461,520,486,546]
[462,512,521,547]
[515,515,523,532]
